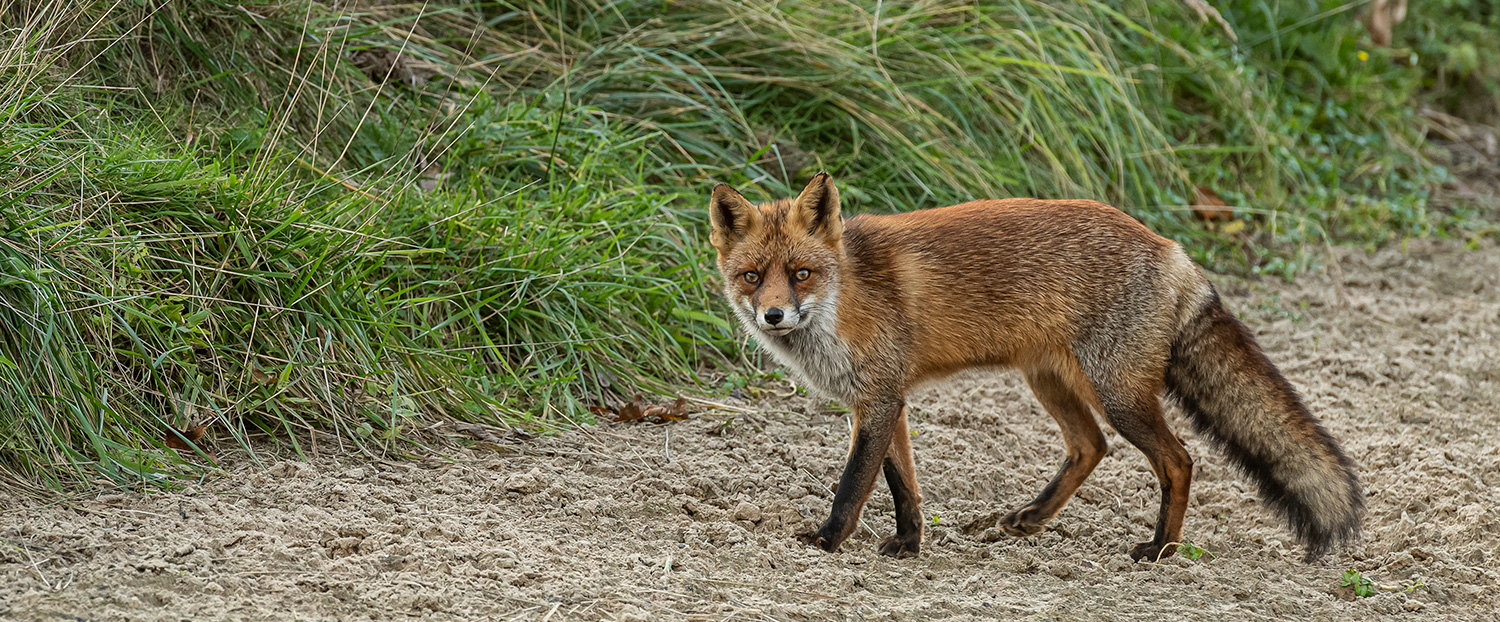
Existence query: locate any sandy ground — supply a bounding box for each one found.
[3,239,1498,621]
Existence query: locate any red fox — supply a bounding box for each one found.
[708,173,1363,562]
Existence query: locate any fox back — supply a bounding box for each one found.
[711,181,1206,395]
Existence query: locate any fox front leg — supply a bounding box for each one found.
[877,405,923,557]
[797,399,903,553]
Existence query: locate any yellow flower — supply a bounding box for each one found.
[1358,50,1369,62]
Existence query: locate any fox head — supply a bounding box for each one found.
[708,173,844,338]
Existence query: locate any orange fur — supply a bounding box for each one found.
[708,174,1363,561]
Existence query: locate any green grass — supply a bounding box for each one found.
[0,95,732,488]
[0,7,733,489]
[2,0,1495,490]
[466,0,1478,274]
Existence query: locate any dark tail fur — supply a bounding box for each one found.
[1165,288,1363,561]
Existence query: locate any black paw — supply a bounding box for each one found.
[878,534,921,558]
[1129,541,1177,563]
[998,506,1047,537]
[796,529,840,553]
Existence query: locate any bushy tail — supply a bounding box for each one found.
[1165,289,1363,561]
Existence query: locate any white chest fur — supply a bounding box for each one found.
[737,297,860,403]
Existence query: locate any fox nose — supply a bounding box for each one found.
[764,307,784,325]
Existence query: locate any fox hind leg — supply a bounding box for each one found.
[1094,381,1193,562]
[994,369,1108,536]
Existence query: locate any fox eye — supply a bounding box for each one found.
[794,268,811,281]
[743,271,760,284]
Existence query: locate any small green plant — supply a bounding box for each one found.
[1178,541,1214,561]
[718,373,753,395]
[1342,569,1377,598]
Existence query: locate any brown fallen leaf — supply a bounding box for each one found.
[1192,186,1234,222]
[163,422,207,450]
[602,394,692,423]
[654,396,690,421]
[250,367,277,386]
[612,394,648,422]
[164,422,217,465]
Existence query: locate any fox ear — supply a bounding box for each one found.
[708,183,760,252]
[790,172,843,243]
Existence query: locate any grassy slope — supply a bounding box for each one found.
[1,0,1493,491]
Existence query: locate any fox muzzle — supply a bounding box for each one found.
[757,305,802,334]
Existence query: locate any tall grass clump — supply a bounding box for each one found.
[469,0,1199,236]
[2,0,1491,490]
[1,4,728,490]
[462,0,1480,272]
[1118,0,1467,273]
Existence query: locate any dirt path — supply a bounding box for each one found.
[4,239,1498,621]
